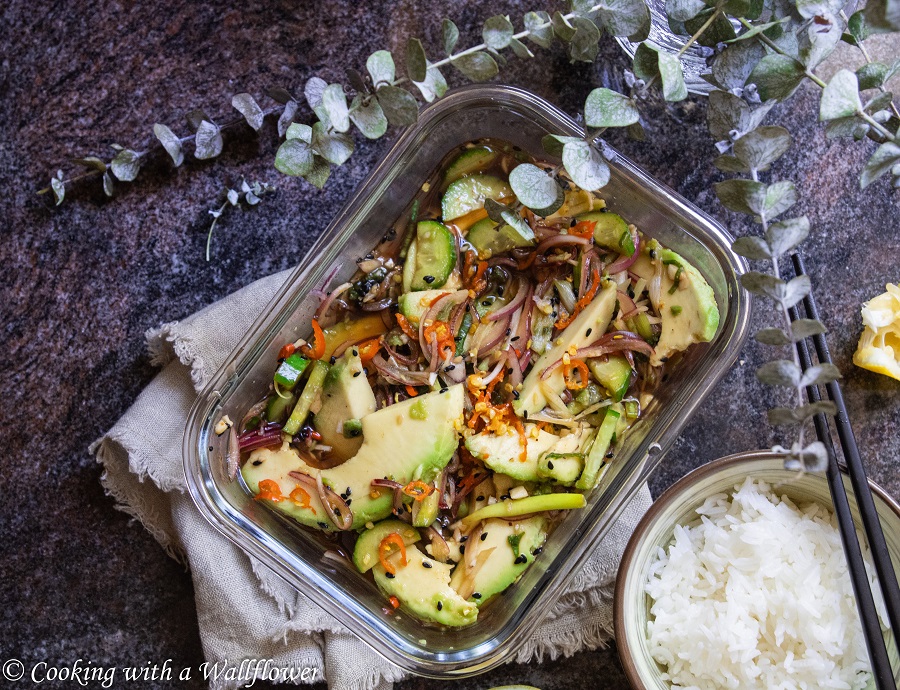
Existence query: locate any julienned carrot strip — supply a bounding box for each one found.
[405,385,419,397]
[555,265,602,329]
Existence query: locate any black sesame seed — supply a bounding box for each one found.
[505,328,512,336]
[460,545,466,554]
[318,522,328,529]
[353,371,361,377]
[532,546,543,556]
[386,229,397,241]
[437,601,443,611]
[514,554,527,565]
[482,300,491,307]
[472,592,482,599]
[511,335,520,342]
[252,459,263,466]
[209,446,214,452]
[423,275,436,284]
[570,219,577,227]
[440,387,448,394]
[460,535,468,542]
[345,499,352,506]
[547,460,554,470]
[513,391,520,400]
[586,328,593,337]
[345,487,351,496]
[422,561,432,568]
[500,494,510,501]
[476,495,485,502]
[606,451,614,459]
[444,364,456,372]
[480,532,488,541]
[329,356,337,365]
[386,572,396,579]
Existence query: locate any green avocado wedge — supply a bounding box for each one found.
[374,546,478,627]
[242,385,465,531]
[630,246,719,367]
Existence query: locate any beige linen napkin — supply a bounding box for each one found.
[92,268,652,690]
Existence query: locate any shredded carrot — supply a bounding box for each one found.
[555,264,602,329]
[403,480,434,501]
[378,533,408,575]
[278,343,296,359]
[255,479,284,502]
[388,595,401,609]
[563,358,590,390]
[395,313,418,339]
[428,293,446,308]
[501,403,528,462]
[355,337,382,364]
[301,319,326,360]
[288,486,316,514]
[570,220,596,240]
[405,385,419,397]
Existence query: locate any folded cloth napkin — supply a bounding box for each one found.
[92,268,652,690]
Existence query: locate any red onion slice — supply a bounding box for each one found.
[606,231,641,274]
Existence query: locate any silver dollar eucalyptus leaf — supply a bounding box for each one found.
[756,359,801,387]
[562,140,610,191]
[509,163,564,214]
[322,84,350,133]
[275,138,315,177]
[153,124,184,166]
[231,93,265,131]
[584,88,640,128]
[482,15,514,50]
[732,236,772,260]
[312,122,354,166]
[451,52,499,82]
[766,216,810,257]
[861,142,900,188]
[278,100,299,138]
[820,69,863,121]
[524,11,553,48]
[732,126,792,171]
[194,121,223,160]
[349,95,388,139]
[406,38,428,83]
[747,55,806,101]
[412,62,447,103]
[442,18,460,55]
[111,148,143,180]
[366,50,396,88]
[375,85,419,126]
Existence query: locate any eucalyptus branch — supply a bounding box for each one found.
[839,9,900,120]
[641,8,722,94]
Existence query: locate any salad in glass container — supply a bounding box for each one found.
[227,139,719,627]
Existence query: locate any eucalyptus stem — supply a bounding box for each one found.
[642,8,722,93]
[839,10,900,120]
[739,19,828,89]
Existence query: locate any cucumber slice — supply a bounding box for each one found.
[587,355,633,402]
[466,217,535,256]
[399,289,454,326]
[441,174,512,222]
[442,146,498,187]
[265,392,297,423]
[538,452,585,485]
[575,405,622,490]
[577,211,634,256]
[402,221,456,292]
[352,520,420,573]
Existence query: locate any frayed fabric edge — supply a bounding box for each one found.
[146,321,208,389]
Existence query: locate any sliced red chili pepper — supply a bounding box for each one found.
[301,319,326,360]
[288,486,316,514]
[378,533,408,575]
[395,313,418,339]
[355,337,382,364]
[563,358,590,391]
[403,480,434,502]
[278,343,296,359]
[570,220,596,240]
[255,479,284,502]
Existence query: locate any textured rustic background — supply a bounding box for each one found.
[2,1,898,688]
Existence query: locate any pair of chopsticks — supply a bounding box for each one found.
[789,253,900,689]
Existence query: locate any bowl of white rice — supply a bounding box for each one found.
[614,450,900,690]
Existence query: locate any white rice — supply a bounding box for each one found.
[645,477,890,690]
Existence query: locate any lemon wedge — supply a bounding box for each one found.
[853,283,900,381]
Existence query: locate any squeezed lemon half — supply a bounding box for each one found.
[853,283,900,381]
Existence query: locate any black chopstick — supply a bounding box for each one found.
[788,255,897,689]
[793,252,900,637]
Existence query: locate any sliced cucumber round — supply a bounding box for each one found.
[577,211,634,256]
[466,217,535,257]
[441,174,512,222]
[402,220,456,292]
[442,146,498,187]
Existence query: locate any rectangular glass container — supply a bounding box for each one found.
[183,84,751,677]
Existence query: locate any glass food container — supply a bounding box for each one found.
[183,84,752,678]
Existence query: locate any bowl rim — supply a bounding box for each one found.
[613,449,900,689]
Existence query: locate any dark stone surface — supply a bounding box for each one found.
[1,1,897,689]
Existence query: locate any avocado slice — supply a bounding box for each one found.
[538,452,584,485]
[313,349,377,461]
[374,547,478,627]
[398,289,453,327]
[630,247,719,367]
[514,282,617,418]
[453,516,548,605]
[243,385,465,531]
[441,174,512,222]
[465,426,591,482]
[353,520,420,573]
